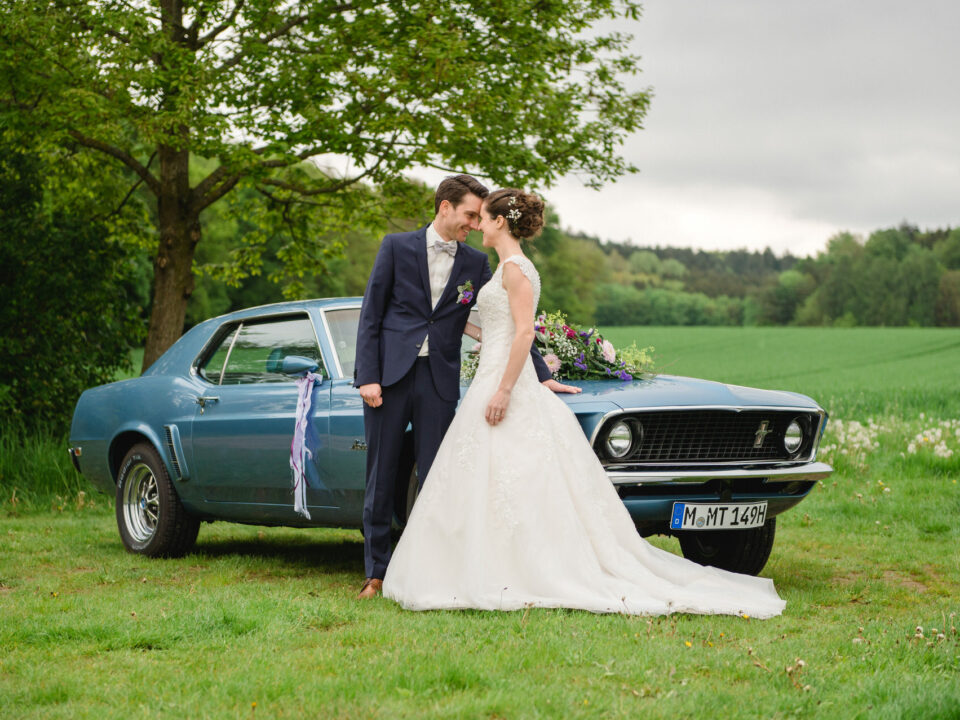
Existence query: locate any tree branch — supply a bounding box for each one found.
[96,167,147,221]
[255,185,333,209]
[67,130,162,195]
[212,13,310,75]
[196,0,246,47]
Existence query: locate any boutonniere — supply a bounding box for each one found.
[456,280,474,305]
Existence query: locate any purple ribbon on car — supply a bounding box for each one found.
[290,371,322,519]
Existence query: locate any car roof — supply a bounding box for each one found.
[208,297,363,323]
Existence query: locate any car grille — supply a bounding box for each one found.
[595,409,822,465]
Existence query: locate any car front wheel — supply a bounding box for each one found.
[676,518,776,576]
[116,443,200,557]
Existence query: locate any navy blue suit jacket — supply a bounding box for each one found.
[355,225,551,402]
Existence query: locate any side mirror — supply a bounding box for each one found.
[280,355,320,377]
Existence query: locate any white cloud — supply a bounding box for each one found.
[547,178,841,256]
[408,1,960,256]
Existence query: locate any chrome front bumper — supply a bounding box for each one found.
[606,461,834,486]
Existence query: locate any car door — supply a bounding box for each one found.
[188,313,336,522]
[319,306,368,520]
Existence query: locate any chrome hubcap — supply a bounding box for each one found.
[123,463,159,543]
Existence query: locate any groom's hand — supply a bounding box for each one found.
[542,379,582,394]
[358,383,383,408]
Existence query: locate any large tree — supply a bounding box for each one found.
[0,0,649,369]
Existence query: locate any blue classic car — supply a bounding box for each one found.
[69,298,832,574]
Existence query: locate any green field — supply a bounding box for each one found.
[1,327,959,718]
[603,326,960,419]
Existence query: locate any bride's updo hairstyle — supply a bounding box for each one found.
[485,188,545,240]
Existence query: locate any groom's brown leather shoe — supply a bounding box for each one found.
[358,578,383,599]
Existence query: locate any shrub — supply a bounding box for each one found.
[0,147,145,430]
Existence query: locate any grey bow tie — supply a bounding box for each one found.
[432,238,457,257]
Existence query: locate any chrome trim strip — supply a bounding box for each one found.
[218,322,242,386]
[589,406,828,464]
[606,461,834,486]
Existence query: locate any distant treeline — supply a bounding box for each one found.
[184,211,960,328]
[589,224,960,327]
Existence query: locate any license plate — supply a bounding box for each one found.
[670,502,768,530]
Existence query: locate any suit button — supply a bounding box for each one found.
[429,320,434,324]
[415,343,422,348]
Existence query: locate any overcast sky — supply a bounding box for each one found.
[487,1,960,257]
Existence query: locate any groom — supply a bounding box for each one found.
[354,174,578,598]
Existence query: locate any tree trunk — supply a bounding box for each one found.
[141,144,198,372]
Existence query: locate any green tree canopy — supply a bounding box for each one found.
[1,0,650,369]
[0,143,145,428]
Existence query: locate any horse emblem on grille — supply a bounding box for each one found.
[753,420,772,448]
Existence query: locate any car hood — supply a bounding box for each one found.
[558,374,823,411]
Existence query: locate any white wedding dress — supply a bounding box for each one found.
[383,255,786,617]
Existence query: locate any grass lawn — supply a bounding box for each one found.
[1,327,959,718]
[601,326,960,419]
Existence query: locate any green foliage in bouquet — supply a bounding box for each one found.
[462,311,654,382]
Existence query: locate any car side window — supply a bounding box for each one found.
[199,326,238,384]
[200,315,326,385]
[324,308,360,379]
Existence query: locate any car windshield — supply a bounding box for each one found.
[324,307,481,379]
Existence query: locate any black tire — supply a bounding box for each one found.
[116,442,200,558]
[677,517,777,576]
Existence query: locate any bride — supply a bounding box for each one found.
[382,189,786,618]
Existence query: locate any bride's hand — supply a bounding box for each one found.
[485,389,511,426]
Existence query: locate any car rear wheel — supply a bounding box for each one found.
[116,442,200,557]
[676,518,776,576]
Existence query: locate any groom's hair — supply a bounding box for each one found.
[435,174,489,214]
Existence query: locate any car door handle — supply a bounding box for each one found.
[196,396,220,414]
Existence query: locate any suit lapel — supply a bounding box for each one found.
[435,245,467,311]
[413,226,432,310]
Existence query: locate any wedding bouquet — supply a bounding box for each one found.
[461,310,654,382]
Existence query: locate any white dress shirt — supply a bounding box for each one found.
[419,223,457,357]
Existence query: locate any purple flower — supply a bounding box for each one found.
[617,370,633,381]
[574,352,588,371]
[456,280,475,305]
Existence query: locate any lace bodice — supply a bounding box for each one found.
[474,255,541,379]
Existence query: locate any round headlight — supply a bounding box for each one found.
[784,419,803,454]
[605,421,633,458]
